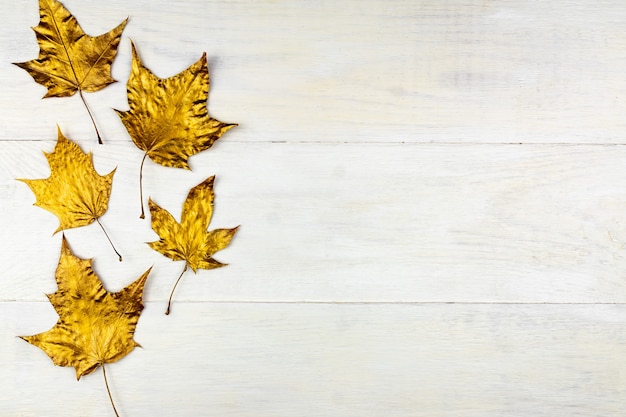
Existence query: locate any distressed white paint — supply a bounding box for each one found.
[6,302,626,416]
[4,141,626,303]
[1,0,626,415]
[3,0,626,144]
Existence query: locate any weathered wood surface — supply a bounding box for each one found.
[6,302,626,417]
[3,141,626,303]
[2,0,626,144]
[1,0,626,415]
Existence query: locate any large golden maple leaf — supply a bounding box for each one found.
[115,41,236,218]
[148,176,238,314]
[21,236,151,414]
[18,127,121,260]
[15,0,127,143]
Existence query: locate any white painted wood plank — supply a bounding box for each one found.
[4,301,626,416]
[2,0,626,143]
[3,140,626,303]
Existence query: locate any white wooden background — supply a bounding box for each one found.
[2,0,626,415]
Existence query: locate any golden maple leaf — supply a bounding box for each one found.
[19,127,122,261]
[115,41,236,218]
[20,236,151,415]
[148,176,238,314]
[15,0,127,143]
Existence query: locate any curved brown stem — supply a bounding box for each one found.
[79,90,103,145]
[96,218,122,262]
[139,153,148,219]
[166,263,188,315]
[102,363,120,417]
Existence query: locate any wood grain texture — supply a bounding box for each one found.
[2,0,626,143]
[2,0,626,415]
[3,141,626,303]
[5,302,626,416]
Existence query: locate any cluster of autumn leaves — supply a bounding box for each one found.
[15,0,238,415]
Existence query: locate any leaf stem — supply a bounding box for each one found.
[166,263,188,315]
[79,90,103,145]
[139,153,148,219]
[102,363,120,417]
[96,218,123,262]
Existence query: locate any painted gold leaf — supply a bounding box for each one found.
[149,176,237,271]
[18,127,115,233]
[15,0,127,143]
[148,176,238,314]
[115,41,236,217]
[14,0,127,98]
[20,236,151,380]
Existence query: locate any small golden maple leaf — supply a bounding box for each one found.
[15,0,127,143]
[115,41,236,218]
[148,176,238,314]
[19,127,122,260]
[21,236,151,414]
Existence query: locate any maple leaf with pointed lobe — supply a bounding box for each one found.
[15,0,127,143]
[115,41,236,218]
[18,127,122,261]
[148,176,238,314]
[20,235,151,414]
